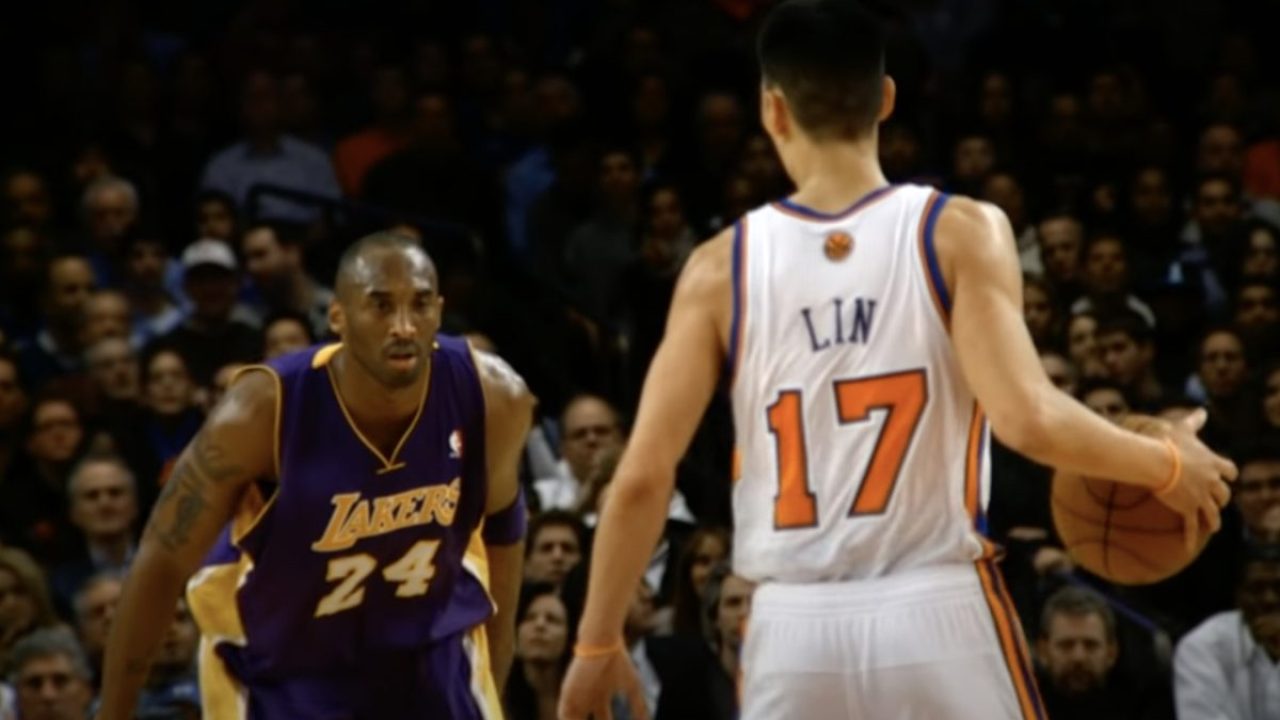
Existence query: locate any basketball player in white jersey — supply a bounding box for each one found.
[558,1,1237,718]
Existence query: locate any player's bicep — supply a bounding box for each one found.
[623,247,726,474]
[475,350,536,515]
[141,370,276,570]
[943,200,1052,435]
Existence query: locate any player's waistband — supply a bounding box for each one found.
[753,563,982,615]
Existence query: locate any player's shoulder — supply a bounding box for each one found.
[933,194,1016,263]
[471,348,535,412]
[676,225,736,299]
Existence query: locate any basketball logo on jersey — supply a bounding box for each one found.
[448,429,463,459]
[824,231,853,261]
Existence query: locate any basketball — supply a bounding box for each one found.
[1051,414,1208,585]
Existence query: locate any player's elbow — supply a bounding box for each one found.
[986,392,1052,458]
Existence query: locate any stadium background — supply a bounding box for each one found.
[1,0,1278,718]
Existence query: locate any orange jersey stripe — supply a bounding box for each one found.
[976,562,1046,720]
[964,404,985,519]
[916,191,949,327]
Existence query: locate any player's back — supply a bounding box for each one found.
[730,183,993,584]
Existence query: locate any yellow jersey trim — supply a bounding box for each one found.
[319,343,432,473]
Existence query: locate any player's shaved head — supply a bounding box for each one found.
[334,232,436,300]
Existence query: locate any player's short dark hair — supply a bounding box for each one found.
[1039,585,1117,642]
[757,0,886,140]
[334,231,432,292]
[1095,310,1152,345]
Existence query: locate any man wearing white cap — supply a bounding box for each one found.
[154,239,262,386]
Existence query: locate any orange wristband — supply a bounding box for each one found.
[1153,437,1181,497]
[573,640,625,659]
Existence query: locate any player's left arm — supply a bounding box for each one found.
[575,231,731,647]
[474,349,536,690]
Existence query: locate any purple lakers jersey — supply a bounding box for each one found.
[187,335,503,719]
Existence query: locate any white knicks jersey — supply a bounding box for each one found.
[728,184,994,584]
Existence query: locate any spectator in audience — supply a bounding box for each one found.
[263,310,316,359]
[1095,311,1164,409]
[2,169,54,232]
[1041,350,1079,396]
[534,394,624,510]
[136,598,200,719]
[1065,312,1108,380]
[561,146,643,319]
[0,354,29,484]
[0,395,85,562]
[950,131,996,196]
[122,233,184,348]
[194,189,239,243]
[1239,220,1279,282]
[16,254,95,393]
[524,511,585,587]
[535,394,694,521]
[48,453,138,615]
[1035,586,1172,720]
[6,628,94,720]
[79,175,140,287]
[362,92,499,239]
[1174,542,1280,720]
[1236,444,1280,542]
[984,172,1040,274]
[333,64,412,197]
[0,226,49,343]
[200,70,341,224]
[667,526,731,638]
[1038,212,1085,301]
[622,580,661,718]
[1023,274,1059,348]
[0,548,60,669]
[505,583,570,720]
[620,183,697,374]
[160,239,261,386]
[84,337,141,410]
[1079,378,1131,423]
[80,290,135,350]
[1233,279,1280,360]
[240,222,333,339]
[115,347,202,499]
[1071,233,1157,326]
[71,571,123,685]
[1195,327,1252,450]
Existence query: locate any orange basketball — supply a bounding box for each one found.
[1051,414,1209,585]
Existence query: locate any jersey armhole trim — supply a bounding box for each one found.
[918,191,952,326]
[726,217,749,388]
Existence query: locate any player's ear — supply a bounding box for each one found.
[760,84,789,141]
[878,75,896,123]
[328,300,345,337]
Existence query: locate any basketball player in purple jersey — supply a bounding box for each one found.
[99,233,534,719]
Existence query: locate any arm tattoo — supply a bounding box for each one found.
[149,430,246,551]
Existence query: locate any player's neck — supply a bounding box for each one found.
[785,140,888,214]
[333,351,429,421]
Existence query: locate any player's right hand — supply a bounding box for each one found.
[1155,408,1237,552]
[558,647,649,720]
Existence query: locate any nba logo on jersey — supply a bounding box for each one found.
[448,429,463,459]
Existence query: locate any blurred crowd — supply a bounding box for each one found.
[1,1,1279,719]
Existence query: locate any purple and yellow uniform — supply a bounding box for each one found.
[187,336,502,719]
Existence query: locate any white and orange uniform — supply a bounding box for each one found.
[728,184,1045,720]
